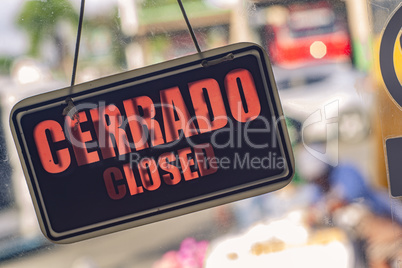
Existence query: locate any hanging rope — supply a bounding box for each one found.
[177,0,201,54]
[63,0,86,120]
[176,0,234,66]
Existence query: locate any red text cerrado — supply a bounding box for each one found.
[33,68,263,200]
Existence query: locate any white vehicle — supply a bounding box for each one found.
[274,63,372,143]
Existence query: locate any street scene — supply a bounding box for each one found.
[0,0,401,267]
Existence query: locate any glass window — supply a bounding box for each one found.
[0,0,401,267]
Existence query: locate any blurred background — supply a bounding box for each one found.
[0,0,401,267]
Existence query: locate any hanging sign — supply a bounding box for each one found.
[10,43,294,243]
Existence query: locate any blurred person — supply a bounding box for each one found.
[297,146,402,267]
[297,146,402,223]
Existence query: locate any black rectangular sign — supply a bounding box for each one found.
[10,43,294,243]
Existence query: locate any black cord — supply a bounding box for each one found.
[63,0,85,118]
[70,0,86,90]
[177,0,201,54]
